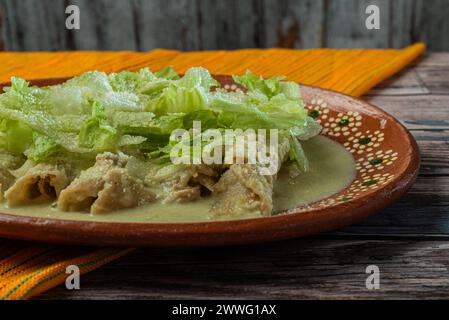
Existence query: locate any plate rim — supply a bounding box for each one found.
[0,76,420,247]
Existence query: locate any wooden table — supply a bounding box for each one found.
[40,53,449,299]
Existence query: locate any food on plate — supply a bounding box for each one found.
[0,67,355,222]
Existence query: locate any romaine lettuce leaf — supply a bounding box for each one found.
[108,68,156,92]
[146,85,208,115]
[48,86,89,115]
[177,67,219,89]
[0,119,33,154]
[64,71,113,96]
[78,102,117,151]
[155,66,180,80]
[24,132,60,162]
[0,77,48,112]
[233,70,285,99]
[0,106,88,153]
[288,134,309,173]
[0,67,320,172]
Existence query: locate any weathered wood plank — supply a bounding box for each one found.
[38,239,449,299]
[197,0,259,50]
[366,67,429,96]
[0,3,5,51]
[412,130,449,176]
[365,54,449,95]
[1,0,69,51]
[133,0,200,51]
[413,0,449,52]
[325,0,390,48]
[262,0,325,48]
[68,0,137,51]
[1,1,449,52]
[389,0,416,49]
[365,94,449,130]
[337,175,449,236]
[414,66,449,95]
[412,53,449,67]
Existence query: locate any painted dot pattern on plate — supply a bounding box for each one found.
[219,77,403,212]
[304,97,399,208]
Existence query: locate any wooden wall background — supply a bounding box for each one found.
[0,0,447,52]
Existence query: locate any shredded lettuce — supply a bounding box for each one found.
[0,119,33,154]
[233,70,285,99]
[0,77,48,112]
[108,68,156,92]
[146,85,209,115]
[78,102,117,151]
[177,67,219,89]
[288,134,309,173]
[118,135,147,147]
[25,132,61,162]
[0,67,320,169]
[155,66,180,80]
[48,86,89,116]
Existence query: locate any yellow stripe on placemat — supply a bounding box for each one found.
[0,43,425,299]
[0,245,133,300]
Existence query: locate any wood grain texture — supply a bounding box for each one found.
[35,53,449,299]
[365,94,449,130]
[197,0,258,50]
[38,239,449,299]
[414,0,449,52]
[0,0,449,51]
[134,0,200,51]
[262,0,325,48]
[2,0,68,51]
[389,0,417,49]
[414,67,449,94]
[69,0,137,51]
[325,0,390,48]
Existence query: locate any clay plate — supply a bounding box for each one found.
[0,76,419,247]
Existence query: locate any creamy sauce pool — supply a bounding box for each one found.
[1,135,356,223]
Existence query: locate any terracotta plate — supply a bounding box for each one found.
[0,76,419,247]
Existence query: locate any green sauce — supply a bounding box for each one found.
[1,135,356,223]
[273,135,356,212]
